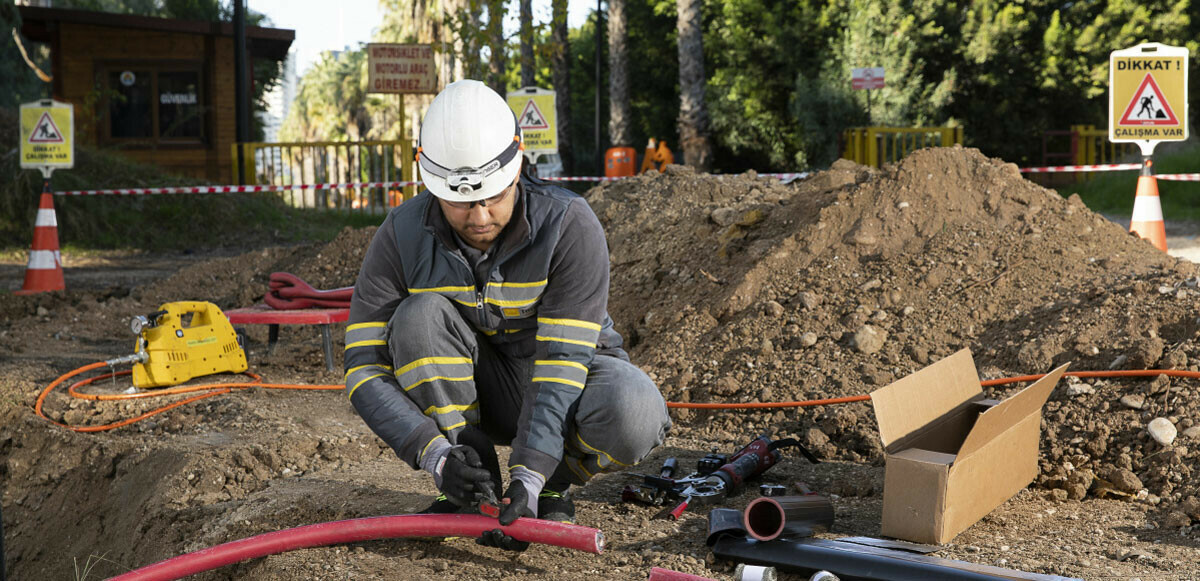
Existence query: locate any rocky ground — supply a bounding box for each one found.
[3,146,1200,579]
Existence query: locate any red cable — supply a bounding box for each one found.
[108,514,604,581]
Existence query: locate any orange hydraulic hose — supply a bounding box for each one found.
[36,362,1200,432]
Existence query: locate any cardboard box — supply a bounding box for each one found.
[870,348,1067,544]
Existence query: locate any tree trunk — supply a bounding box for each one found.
[486,0,507,95]
[608,0,631,147]
[551,0,573,174]
[675,0,712,171]
[519,0,535,88]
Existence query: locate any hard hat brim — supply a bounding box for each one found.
[422,150,523,203]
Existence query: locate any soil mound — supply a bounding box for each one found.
[589,147,1200,513]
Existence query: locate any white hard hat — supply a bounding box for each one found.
[418,80,523,202]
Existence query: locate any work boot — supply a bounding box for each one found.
[537,482,575,523]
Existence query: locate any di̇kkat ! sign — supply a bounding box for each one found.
[20,99,73,172]
[1110,43,1188,149]
[367,43,437,94]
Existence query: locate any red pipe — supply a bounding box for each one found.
[109,514,604,581]
[647,567,719,581]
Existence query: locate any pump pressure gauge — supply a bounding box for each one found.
[130,315,151,335]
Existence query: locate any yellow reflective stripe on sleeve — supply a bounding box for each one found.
[537,317,602,332]
[346,339,387,349]
[536,335,597,348]
[396,356,472,376]
[423,402,479,416]
[532,376,585,389]
[441,419,468,431]
[534,360,589,373]
[346,373,389,399]
[576,432,629,467]
[344,363,394,380]
[480,329,498,336]
[404,375,474,392]
[347,321,387,332]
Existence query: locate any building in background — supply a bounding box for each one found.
[17,5,293,182]
[261,47,297,142]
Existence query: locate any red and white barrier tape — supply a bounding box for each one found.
[543,176,625,182]
[1157,174,1200,182]
[55,181,422,196]
[1019,163,1141,173]
[53,172,812,196]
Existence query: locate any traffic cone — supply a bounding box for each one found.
[15,189,65,294]
[1129,174,1167,252]
[640,138,658,174]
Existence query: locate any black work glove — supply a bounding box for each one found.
[438,446,494,507]
[477,481,534,552]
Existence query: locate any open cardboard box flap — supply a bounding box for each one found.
[870,349,982,449]
[956,362,1069,459]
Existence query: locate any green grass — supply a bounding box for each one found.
[1056,145,1200,219]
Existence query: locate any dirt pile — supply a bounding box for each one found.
[588,147,1200,516]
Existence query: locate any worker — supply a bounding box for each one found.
[655,141,675,167]
[344,79,671,551]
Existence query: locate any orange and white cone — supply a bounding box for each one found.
[15,190,65,294]
[1129,174,1167,252]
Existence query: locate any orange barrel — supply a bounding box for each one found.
[605,146,636,177]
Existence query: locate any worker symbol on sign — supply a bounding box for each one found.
[517,100,549,130]
[1119,74,1179,125]
[28,112,64,143]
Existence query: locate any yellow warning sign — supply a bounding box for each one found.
[1110,43,1188,146]
[20,100,74,171]
[507,87,557,156]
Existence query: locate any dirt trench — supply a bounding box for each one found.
[3,146,1200,579]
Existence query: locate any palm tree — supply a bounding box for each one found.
[607,0,631,147]
[486,0,507,95]
[519,0,535,88]
[676,0,712,171]
[551,0,573,174]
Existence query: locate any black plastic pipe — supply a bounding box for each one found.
[743,495,834,541]
[711,536,1081,581]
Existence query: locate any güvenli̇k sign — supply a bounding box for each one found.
[1110,42,1188,156]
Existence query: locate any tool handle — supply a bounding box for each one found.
[668,498,689,520]
[660,457,678,478]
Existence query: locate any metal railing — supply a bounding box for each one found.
[231,140,417,214]
[841,126,964,168]
[1071,124,1139,169]
[1034,125,1140,185]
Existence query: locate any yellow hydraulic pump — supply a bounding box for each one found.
[128,301,247,388]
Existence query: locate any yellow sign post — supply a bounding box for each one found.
[507,87,558,161]
[1109,43,1188,155]
[20,99,74,176]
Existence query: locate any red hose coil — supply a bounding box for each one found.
[109,514,604,581]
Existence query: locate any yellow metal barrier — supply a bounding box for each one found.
[232,140,417,214]
[1070,124,1138,169]
[841,126,964,168]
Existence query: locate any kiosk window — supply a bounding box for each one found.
[101,65,205,145]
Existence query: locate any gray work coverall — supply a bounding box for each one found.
[344,176,670,494]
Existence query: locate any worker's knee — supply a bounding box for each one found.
[574,357,671,464]
[387,293,476,360]
[389,293,458,330]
